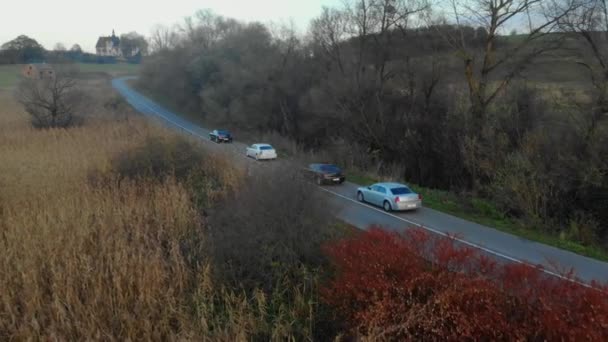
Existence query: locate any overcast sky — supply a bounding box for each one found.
[0,0,341,52]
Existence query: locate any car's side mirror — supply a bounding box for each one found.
[367,186,372,190]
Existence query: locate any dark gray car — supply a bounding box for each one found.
[306,163,346,185]
[209,129,233,143]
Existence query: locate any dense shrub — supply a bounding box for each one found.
[112,135,205,181]
[205,164,345,340]
[207,165,336,292]
[322,227,608,340]
[110,135,242,208]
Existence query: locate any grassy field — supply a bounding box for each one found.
[347,170,608,262]
[0,65,20,88]
[73,62,140,75]
[0,63,140,89]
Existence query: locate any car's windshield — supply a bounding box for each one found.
[320,165,341,173]
[390,187,412,195]
[259,145,274,150]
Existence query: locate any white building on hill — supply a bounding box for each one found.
[95,30,121,56]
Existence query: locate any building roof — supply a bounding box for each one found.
[96,33,120,49]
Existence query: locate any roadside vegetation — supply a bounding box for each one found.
[347,169,608,261]
[137,2,608,259]
[1,72,607,339]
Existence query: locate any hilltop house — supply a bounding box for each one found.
[22,63,54,79]
[95,30,121,56]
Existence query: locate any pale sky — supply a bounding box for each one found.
[0,0,341,52]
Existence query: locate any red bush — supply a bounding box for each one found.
[322,227,608,340]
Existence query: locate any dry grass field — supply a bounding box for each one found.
[0,84,198,339]
[0,78,320,340]
[0,90,146,199]
[0,63,140,89]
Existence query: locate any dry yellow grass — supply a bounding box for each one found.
[0,89,201,339]
[1,180,200,339]
[0,85,318,340]
[0,94,149,200]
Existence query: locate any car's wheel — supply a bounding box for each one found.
[383,201,392,212]
[357,191,364,202]
[255,153,259,161]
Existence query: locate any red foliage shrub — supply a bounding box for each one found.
[322,227,608,341]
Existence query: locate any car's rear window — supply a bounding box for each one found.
[260,145,274,150]
[390,187,412,195]
[217,130,230,135]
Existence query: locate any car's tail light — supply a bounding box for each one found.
[394,197,400,203]
[418,194,423,200]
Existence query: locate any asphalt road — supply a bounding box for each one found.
[112,77,608,284]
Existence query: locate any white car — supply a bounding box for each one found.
[246,143,277,160]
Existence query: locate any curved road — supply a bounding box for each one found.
[112,77,608,284]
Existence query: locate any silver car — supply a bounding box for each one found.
[356,182,422,212]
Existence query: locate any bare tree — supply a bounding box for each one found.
[15,67,83,128]
[149,24,180,53]
[444,0,580,133]
[120,32,148,56]
[267,20,306,136]
[311,0,432,160]
[310,7,350,75]
[343,0,430,85]
[180,9,239,50]
[552,0,608,145]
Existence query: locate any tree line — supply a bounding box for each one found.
[0,32,148,64]
[139,1,608,247]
